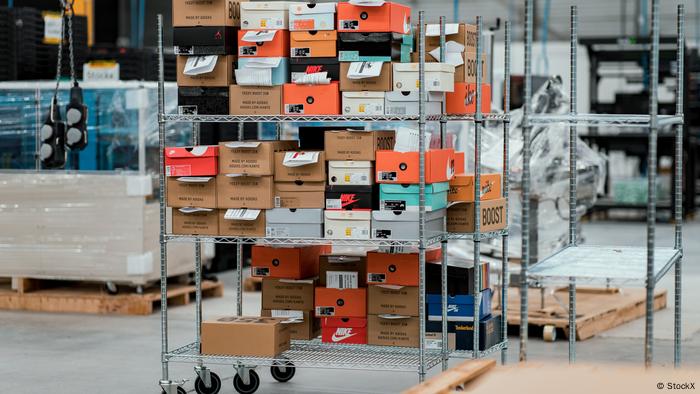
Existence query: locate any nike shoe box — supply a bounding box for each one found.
[325,185,377,211]
[290,57,340,82]
[321,317,367,344]
[173,26,237,55]
[426,288,492,322]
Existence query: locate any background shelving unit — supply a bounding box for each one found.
[519,1,684,367]
[155,10,512,394]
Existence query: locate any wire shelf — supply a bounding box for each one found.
[166,340,443,372]
[528,245,681,286]
[447,229,508,241]
[450,340,508,359]
[527,113,683,127]
[426,113,511,122]
[165,234,445,247]
[162,114,420,123]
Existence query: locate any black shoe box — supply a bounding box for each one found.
[426,261,490,296]
[178,87,229,115]
[426,314,502,351]
[173,26,237,55]
[325,185,378,211]
[290,57,340,82]
[338,32,407,61]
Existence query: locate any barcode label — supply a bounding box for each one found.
[292,47,310,57]
[375,229,391,239]
[425,337,442,350]
[315,306,335,316]
[240,46,257,56]
[274,196,281,208]
[381,200,406,211]
[266,226,289,238]
[340,20,359,30]
[379,171,397,181]
[386,106,406,115]
[432,80,440,87]
[165,166,171,176]
[326,198,341,210]
[327,271,358,289]
[368,273,386,283]
[286,104,304,114]
[252,267,270,277]
[271,310,304,319]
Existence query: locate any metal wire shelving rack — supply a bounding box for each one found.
[519,1,685,367]
[155,10,512,394]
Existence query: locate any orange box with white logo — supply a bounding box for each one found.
[375,149,455,184]
[448,173,502,202]
[446,83,492,115]
[321,317,367,344]
[366,249,442,286]
[336,1,411,34]
[251,245,329,279]
[290,31,337,58]
[237,29,289,57]
[283,82,340,115]
[315,287,366,318]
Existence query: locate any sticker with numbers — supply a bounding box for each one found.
[379,171,397,181]
[274,196,282,208]
[340,20,359,30]
[266,227,289,238]
[386,106,406,115]
[382,200,406,211]
[292,47,310,57]
[286,104,304,114]
[315,306,335,316]
[367,273,386,283]
[374,229,391,239]
[240,46,257,56]
[327,271,358,289]
[253,267,270,276]
[271,310,304,319]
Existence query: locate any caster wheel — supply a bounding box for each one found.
[270,361,295,383]
[233,370,260,394]
[104,282,118,295]
[161,387,186,394]
[543,325,557,342]
[195,372,221,394]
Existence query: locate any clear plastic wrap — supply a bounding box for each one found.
[447,77,607,261]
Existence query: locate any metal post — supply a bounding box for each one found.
[645,0,660,368]
[236,122,244,318]
[568,5,578,365]
[417,10,427,382]
[156,13,170,385]
[674,4,684,369]
[520,0,534,363]
[472,16,483,359]
[501,20,511,366]
[34,87,41,170]
[193,124,204,357]
[438,15,450,372]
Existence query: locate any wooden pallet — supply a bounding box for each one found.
[403,359,496,394]
[0,277,224,315]
[243,276,262,292]
[495,287,667,341]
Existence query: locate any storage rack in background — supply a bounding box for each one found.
[520,1,685,367]
[155,10,512,394]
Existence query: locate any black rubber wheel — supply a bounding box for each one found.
[161,387,186,394]
[270,361,295,383]
[233,370,260,394]
[194,372,221,394]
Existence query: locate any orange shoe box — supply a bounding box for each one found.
[290,31,337,58]
[251,245,329,279]
[375,149,455,184]
[337,1,411,34]
[446,83,492,115]
[448,173,502,202]
[283,82,340,115]
[238,29,289,58]
[366,249,442,286]
[454,151,465,175]
[315,287,366,318]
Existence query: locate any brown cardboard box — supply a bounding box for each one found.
[367,285,419,316]
[319,255,367,287]
[411,51,487,83]
[261,309,320,340]
[262,278,316,310]
[201,316,290,357]
[230,85,283,115]
[274,181,325,208]
[367,315,419,347]
[177,55,236,87]
[172,0,240,27]
[216,174,273,209]
[218,209,266,236]
[324,130,395,161]
[167,177,217,208]
[425,23,477,53]
[448,173,502,203]
[339,62,393,92]
[219,140,298,176]
[425,332,456,351]
[447,198,506,233]
[172,208,219,235]
[274,151,326,182]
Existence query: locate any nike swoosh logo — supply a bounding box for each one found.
[342,198,360,207]
[331,331,357,342]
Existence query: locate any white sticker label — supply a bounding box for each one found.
[315,306,335,316]
[271,310,304,319]
[327,271,358,289]
[266,226,290,238]
[326,198,342,210]
[43,13,63,44]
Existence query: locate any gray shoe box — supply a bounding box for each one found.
[371,209,445,240]
[266,208,324,238]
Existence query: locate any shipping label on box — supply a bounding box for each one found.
[326,271,358,289]
[216,174,273,209]
[367,315,419,347]
[446,198,506,233]
[167,177,217,208]
[261,278,316,310]
[172,208,219,235]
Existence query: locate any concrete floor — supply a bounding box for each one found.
[2,219,699,393]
